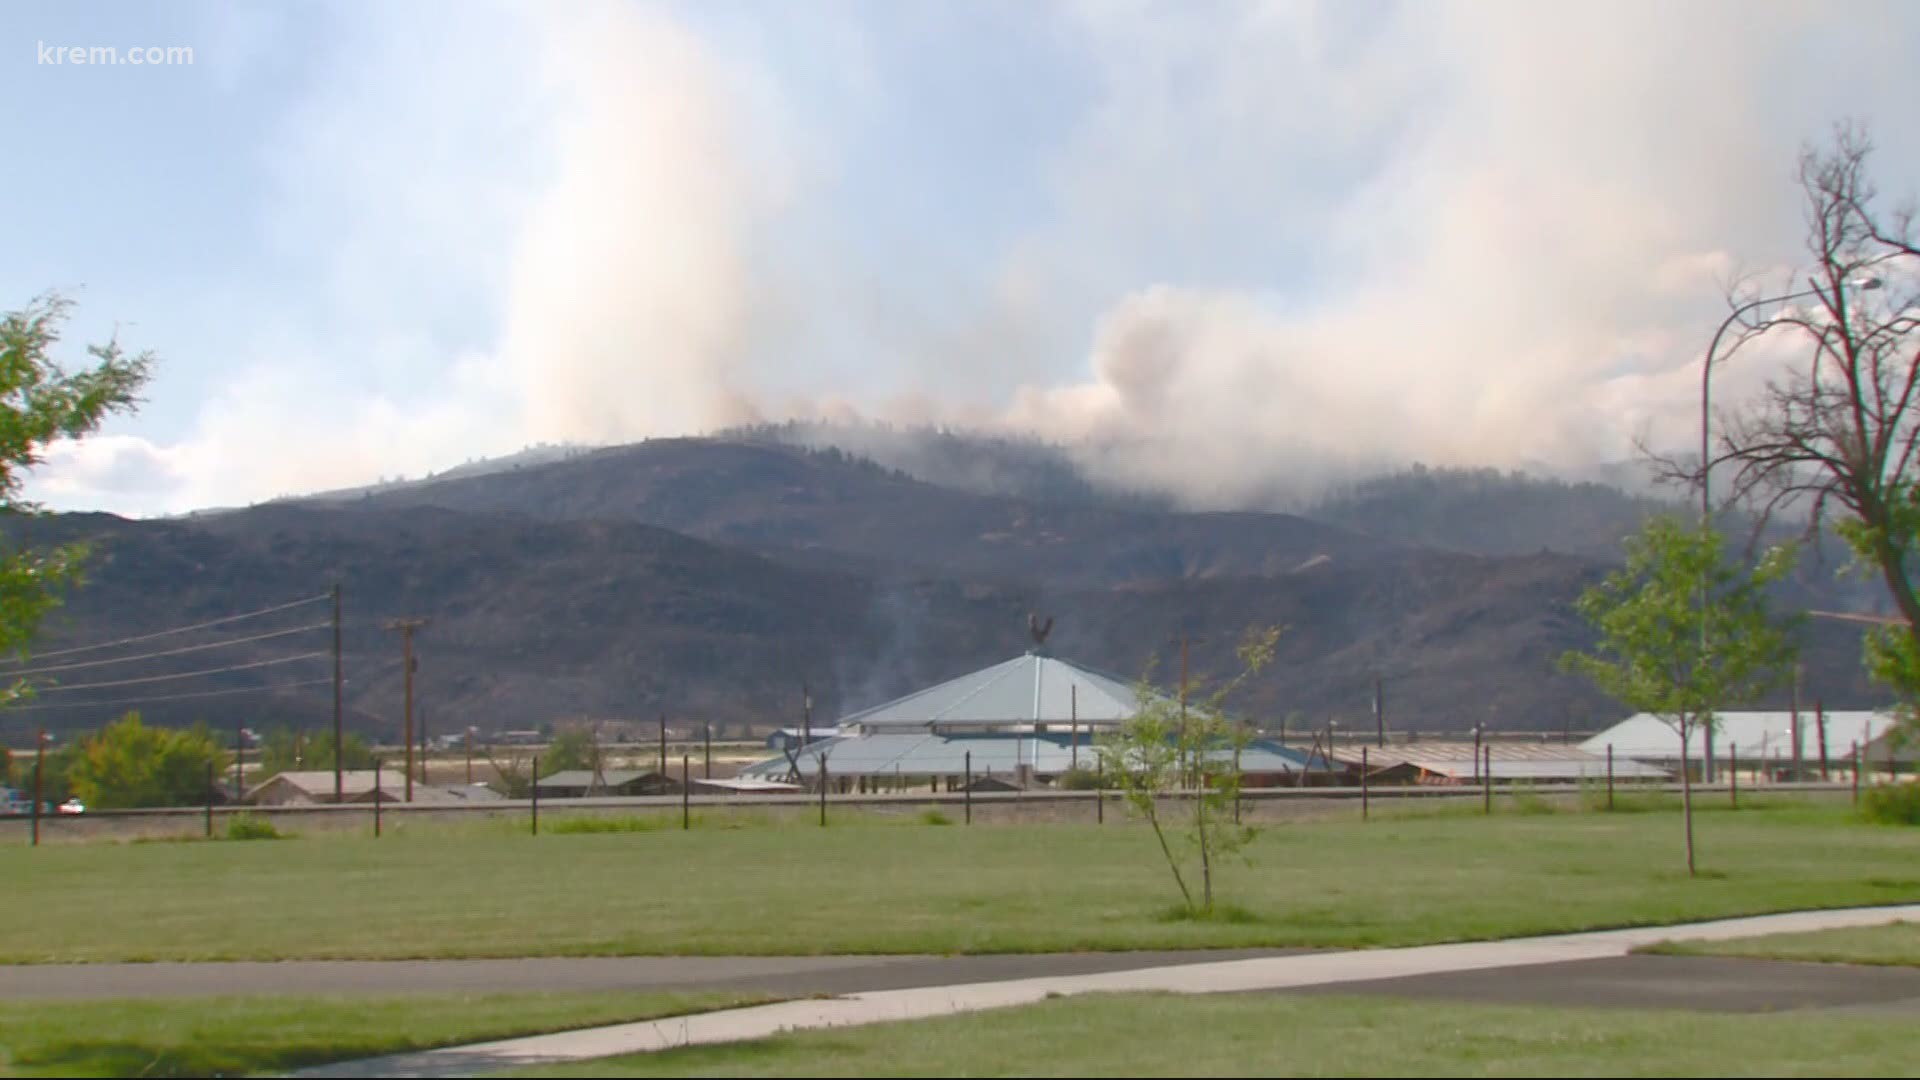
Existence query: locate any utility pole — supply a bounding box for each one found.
[802,683,813,752]
[383,617,430,803]
[332,583,344,803]
[1790,662,1804,783]
[1374,674,1385,747]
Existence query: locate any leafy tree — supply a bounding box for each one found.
[1561,517,1799,875]
[1098,625,1280,916]
[253,726,376,780]
[539,724,600,780]
[483,743,533,798]
[0,294,153,703]
[66,713,230,809]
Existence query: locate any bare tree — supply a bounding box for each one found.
[1708,125,1920,692]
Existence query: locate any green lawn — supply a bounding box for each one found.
[1645,920,1920,967]
[498,992,1920,1078]
[4,801,1917,962]
[0,991,762,1078]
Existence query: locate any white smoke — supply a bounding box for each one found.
[25,1,1920,516]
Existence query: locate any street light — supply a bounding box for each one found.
[1695,276,1880,781]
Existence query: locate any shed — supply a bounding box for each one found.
[533,769,677,798]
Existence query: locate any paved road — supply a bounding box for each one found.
[0,949,1307,1001]
[293,904,1920,1078]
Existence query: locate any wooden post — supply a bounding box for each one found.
[1472,726,1482,782]
[1070,685,1079,772]
[1606,743,1614,811]
[1852,741,1861,804]
[1096,760,1104,824]
[530,754,540,836]
[1483,746,1492,814]
[682,754,691,830]
[373,760,383,838]
[703,724,712,780]
[1361,745,1370,822]
[964,751,972,825]
[1816,700,1830,781]
[1731,744,1739,809]
[818,758,828,827]
[205,759,215,839]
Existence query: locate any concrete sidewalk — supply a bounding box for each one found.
[294,904,1920,1078]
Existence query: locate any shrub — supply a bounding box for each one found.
[1055,767,1102,791]
[918,808,954,826]
[1861,783,1920,825]
[225,813,284,841]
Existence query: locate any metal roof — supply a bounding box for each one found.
[838,651,1150,729]
[1581,711,1901,762]
[534,769,661,789]
[740,733,1330,779]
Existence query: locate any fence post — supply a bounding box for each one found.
[682,754,691,831]
[31,747,44,848]
[1852,741,1861,804]
[1606,743,1614,812]
[530,754,539,836]
[818,759,828,827]
[1483,746,1492,815]
[1361,746,1369,822]
[1096,761,1104,825]
[373,759,383,839]
[964,751,972,826]
[206,759,215,839]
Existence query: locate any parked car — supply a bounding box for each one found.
[56,798,84,815]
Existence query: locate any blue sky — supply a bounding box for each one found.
[6,1,1919,514]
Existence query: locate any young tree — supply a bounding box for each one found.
[540,725,597,779]
[253,726,376,781]
[1098,625,1280,916]
[1561,517,1799,875]
[0,295,153,701]
[66,713,231,809]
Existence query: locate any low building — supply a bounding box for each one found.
[533,769,677,798]
[246,770,465,805]
[740,642,1335,789]
[1582,710,1911,777]
[765,728,842,752]
[1330,743,1670,785]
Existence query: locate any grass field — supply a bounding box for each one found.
[498,991,1920,1078]
[0,991,762,1078]
[1644,920,1920,967]
[4,800,1917,963]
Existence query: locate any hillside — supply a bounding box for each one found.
[0,438,1886,741]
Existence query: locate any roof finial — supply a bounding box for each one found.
[1028,613,1055,651]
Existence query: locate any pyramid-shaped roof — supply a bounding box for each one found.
[841,651,1147,729]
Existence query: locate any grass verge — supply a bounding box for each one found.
[0,991,762,1078]
[1641,920,1920,967]
[497,991,1920,1078]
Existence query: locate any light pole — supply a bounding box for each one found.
[1695,278,1878,781]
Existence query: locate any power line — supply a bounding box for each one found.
[6,622,331,677]
[33,652,329,694]
[2,677,337,713]
[0,593,331,665]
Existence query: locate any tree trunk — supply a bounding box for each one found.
[1196,778,1214,913]
[1679,714,1697,878]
